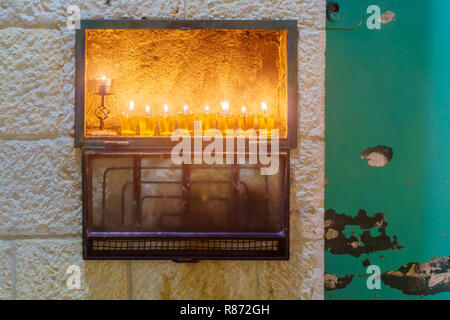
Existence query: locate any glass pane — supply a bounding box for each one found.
[89,154,284,233]
[91,157,133,230]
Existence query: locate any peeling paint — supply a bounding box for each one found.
[325,209,404,257]
[325,228,339,240]
[324,273,355,291]
[380,11,396,24]
[382,257,450,296]
[361,145,393,167]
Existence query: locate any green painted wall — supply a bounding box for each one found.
[325,0,450,299]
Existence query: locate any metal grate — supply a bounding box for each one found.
[92,239,279,252]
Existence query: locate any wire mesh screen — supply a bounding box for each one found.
[92,239,280,252]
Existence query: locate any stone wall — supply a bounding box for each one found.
[0,0,325,299]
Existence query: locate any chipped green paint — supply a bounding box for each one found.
[325,0,450,299]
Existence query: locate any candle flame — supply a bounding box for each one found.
[261,101,267,113]
[221,101,229,114]
[183,105,189,113]
[205,105,209,112]
[129,100,134,112]
[241,106,246,114]
[101,75,106,80]
[145,105,150,114]
[163,104,169,114]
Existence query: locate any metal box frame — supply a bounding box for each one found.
[75,19,298,149]
[82,149,290,260]
[75,20,297,261]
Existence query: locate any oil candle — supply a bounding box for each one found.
[158,104,176,136]
[98,75,111,94]
[177,105,195,133]
[257,101,275,137]
[237,106,255,131]
[217,101,235,134]
[120,100,138,135]
[139,105,156,136]
[198,105,217,132]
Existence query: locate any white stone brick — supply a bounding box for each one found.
[0,241,13,300]
[290,137,325,211]
[60,30,76,137]
[0,28,64,139]
[186,0,326,29]
[0,0,184,28]
[15,239,128,299]
[299,30,325,138]
[0,0,66,28]
[79,0,184,20]
[256,239,322,299]
[295,206,324,241]
[0,138,81,236]
[132,260,257,299]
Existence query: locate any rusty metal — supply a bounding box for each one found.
[82,149,290,260]
[76,19,297,261]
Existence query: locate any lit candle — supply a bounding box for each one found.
[238,105,255,133]
[258,101,275,137]
[177,105,195,134]
[98,75,111,94]
[198,105,216,132]
[158,104,176,136]
[218,101,235,134]
[221,101,229,115]
[120,100,138,135]
[139,105,156,136]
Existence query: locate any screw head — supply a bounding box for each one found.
[327,2,341,22]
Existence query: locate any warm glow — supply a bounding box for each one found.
[145,105,150,114]
[85,29,288,137]
[241,106,246,114]
[129,100,134,112]
[221,101,229,114]
[261,101,268,113]
[98,75,111,86]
